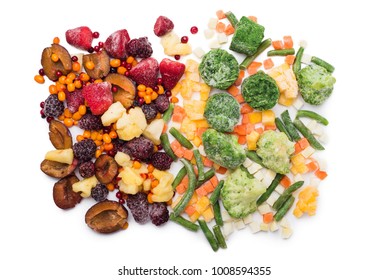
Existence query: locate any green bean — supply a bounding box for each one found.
[293,46,305,75]
[275,117,292,141]
[213,200,224,227]
[193,149,205,181]
[272,181,304,211]
[212,225,227,249]
[274,195,295,222]
[162,103,174,123]
[169,213,199,232]
[245,150,264,166]
[296,110,329,126]
[209,180,224,205]
[256,173,283,206]
[198,220,219,252]
[311,56,335,73]
[173,159,196,217]
[196,168,216,188]
[160,133,177,161]
[225,11,239,28]
[240,38,272,70]
[169,127,193,149]
[293,118,325,150]
[171,166,187,190]
[267,48,295,57]
[280,110,301,142]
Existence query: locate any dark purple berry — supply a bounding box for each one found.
[73,139,97,162]
[79,161,95,178]
[154,94,170,113]
[149,202,169,226]
[126,37,153,58]
[150,152,173,170]
[91,183,108,202]
[78,113,103,131]
[127,192,149,224]
[43,94,64,118]
[141,103,158,121]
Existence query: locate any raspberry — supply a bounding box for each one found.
[78,161,95,178]
[141,103,158,121]
[73,139,97,162]
[78,113,103,131]
[43,94,64,118]
[126,37,153,58]
[150,152,173,170]
[127,192,149,224]
[91,183,108,202]
[149,202,169,226]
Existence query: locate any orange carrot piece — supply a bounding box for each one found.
[224,24,235,35]
[294,142,303,154]
[247,61,262,75]
[280,175,292,188]
[263,212,274,224]
[202,157,214,168]
[307,161,319,172]
[297,138,310,150]
[285,55,295,65]
[216,166,228,174]
[315,170,328,180]
[272,40,284,50]
[283,35,294,48]
[170,139,182,152]
[216,21,226,33]
[181,175,189,186]
[176,183,188,195]
[238,135,246,145]
[203,181,215,193]
[210,175,219,187]
[246,123,255,134]
[196,186,209,197]
[248,15,258,23]
[196,127,207,138]
[174,146,185,158]
[242,113,249,124]
[240,103,254,114]
[264,124,277,130]
[216,10,226,19]
[255,127,264,135]
[183,149,194,160]
[235,94,245,103]
[234,70,245,86]
[172,106,186,122]
[234,124,247,136]
[263,58,274,70]
[227,85,240,96]
[162,123,168,133]
[185,204,197,216]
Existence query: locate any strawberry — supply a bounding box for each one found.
[82,82,113,115]
[65,26,93,51]
[104,29,130,59]
[66,89,84,113]
[128,58,159,88]
[159,58,185,90]
[153,16,174,37]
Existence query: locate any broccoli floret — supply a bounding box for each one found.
[221,167,266,218]
[297,64,336,105]
[229,16,265,56]
[256,130,294,174]
[204,93,240,132]
[199,49,239,90]
[202,128,246,170]
[241,71,279,111]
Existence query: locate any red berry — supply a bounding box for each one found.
[98,41,104,48]
[40,101,45,108]
[181,36,188,43]
[39,68,45,76]
[190,26,198,34]
[116,192,122,199]
[174,55,180,60]
[92,31,100,39]
[87,47,94,53]
[71,56,78,62]
[157,78,163,85]
[112,86,118,93]
[46,116,54,122]
[93,45,100,52]
[56,70,63,77]
[119,198,125,204]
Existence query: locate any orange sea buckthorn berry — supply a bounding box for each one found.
[49,84,58,94]
[109,130,117,139]
[72,112,82,121]
[144,95,152,104]
[151,91,158,100]
[104,143,113,151]
[102,133,112,144]
[146,87,153,94]
[95,149,102,158]
[117,66,127,75]
[72,61,81,72]
[110,59,121,68]
[126,56,134,64]
[85,61,95,70]
[94,79,103,83]
[171,96,179,103]
[58,91,66,102]
[78,105,87,115]
[63,118,74,127]
[58,76,67,85]
[51,53,59,62]
[67,83,75,92]
[34,75,45,84]
[137,84,146,92]
[83,130,91,138]
[76,135,84,142]
[53,37,60,44]
[133,161,142,169]
[80,73,90,82]
[74,80,82,89]
[157,85,164,94]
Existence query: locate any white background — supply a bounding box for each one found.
[1,0,388,279]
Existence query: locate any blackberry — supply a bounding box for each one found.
[73,139,97,162]
[78,113,103,131]
[126,37,153,58]
[149,202,169,226]
[154,94,170,113]
[43,94,64,118]
[150,152,173,170]
[124,136,154,160]
[91,183,108,202]
[141,103,158,121]
[126,192,149,224]
[78,161,95,178]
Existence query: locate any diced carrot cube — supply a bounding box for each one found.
[176,183,187,195]
[240,103,254,114]
[294,142,303,154]
[263,58,274,70]
[242,114,249,124]
[234,94,245,103]
[307,161,319,172]
[224,24,235,35]
[227,85,240,96]
[234,70,245,86]
[172,105,186,122]
[283,35,294,48]
[216,166,228,174]
[183,148,194,160]
[181,175,189,185]
[263,212,274,224]
[196,185,209,197]
[247,61,262,75]
[210,175,219,187]
[203,181,215,193]
[170,139,182,151]
[174,146,185,158]
[280,175,291,188]
[185,204,197,216]
[216,10,226,19]
[297,138,310,150]
[234,124,247,136]
[255,127,264,135]
[238,135,247,144]
[216,21,226,33]
[246,123,255,134]
[202,157,214,168]
[162,123,168,133]
[264,124,277,130]
[285,55,295,65]
[272,40,284,50]
[247,15,257,23]
[315,170,328,180]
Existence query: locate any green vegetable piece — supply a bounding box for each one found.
[198,220,219,252]
[275,117,292,141]
[193,149,205,181]
[160,133,177,161]
[221,168,266,219]
[245,150,264,166]
[225,11,238,28]
[240,38,272,70]
[311,56,335,73]
[293,118,325,150]
[213,225,227,249]
[296,110,329,126]
[230,16,265,56]
[169,213,199,232]
[293,46,305,75]
[256,173,283,206]
[196,168,216,188]
[171,166,187,190]
[274,195,295,222]
[280,110,301,142]
[199,49,239,90]
[213,200,224,227]
[241,71,279,111]
[256,130,294,174]
[172,159,197,217]
[202,129,246,170]
[169,127,193,149]
[204,93,240,132]
[162,103,174,123]
[210,180,224,205]
[272,181,304,211]
[267,48,295,56]
[297,64,336,105]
